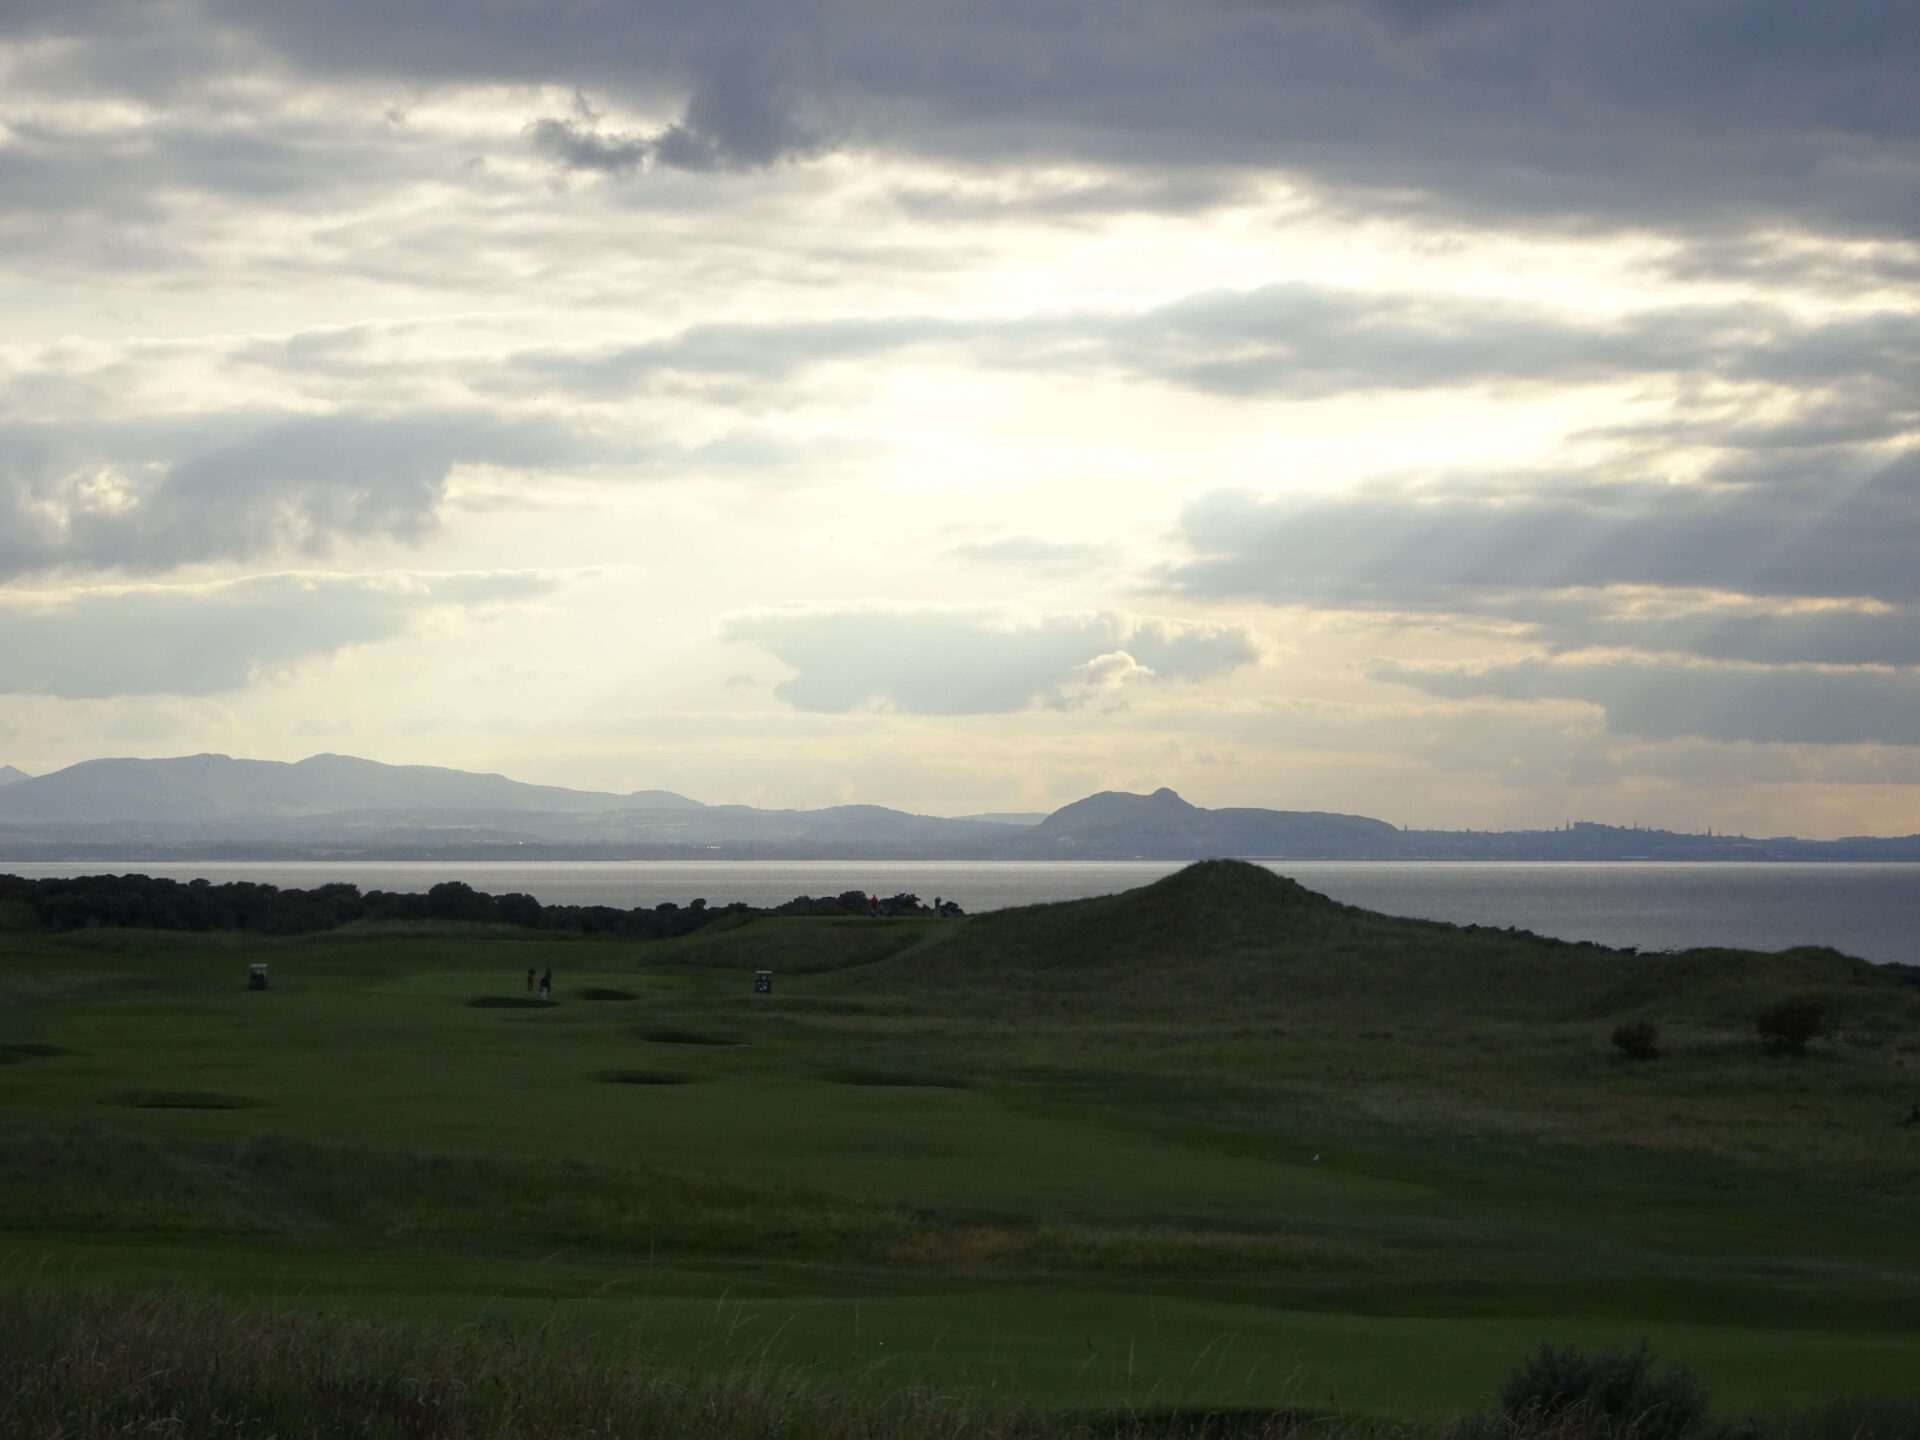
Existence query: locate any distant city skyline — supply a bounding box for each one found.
[3,3,1919,840]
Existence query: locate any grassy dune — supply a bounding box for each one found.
[2,861,1918,1428]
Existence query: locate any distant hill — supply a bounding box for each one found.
[3,754,1919,861]
[1025,787,1405,859]
[0,752,1031,859]
[0,753,700,824]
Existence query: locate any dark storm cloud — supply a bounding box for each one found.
[1373,658,1920,748]
[0,410,586,580]
[529,78,819,174]
[648,42,823,171]
[2,2,1917,239]
[528,119,654,176]
[1171,451,1920,613]
[0,571,551,697]
[725,608,1257,714]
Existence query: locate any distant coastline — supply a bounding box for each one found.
[8,826,1920,864]
[3,753,1916,863]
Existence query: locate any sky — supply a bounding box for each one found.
[2,1,1919,837]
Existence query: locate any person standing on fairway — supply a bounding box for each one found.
[539,967,552,999]
[526,966,535,992]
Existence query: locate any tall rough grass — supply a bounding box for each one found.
[0,1288,1060,1440]
[5,1290,1916,1440]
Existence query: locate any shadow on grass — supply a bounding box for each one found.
[642,1027,741,1046]
[100,1091,263,1110]
[823,1067,968,1089]
[1,1043,71,1063]
[593,1069,700,1085]
[579,988,637,1001]
[468,996,557,1009]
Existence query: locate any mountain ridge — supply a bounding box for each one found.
[0,753,701,823]
[3,752,1919,861]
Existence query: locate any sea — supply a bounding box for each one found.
[5,858,1920,966]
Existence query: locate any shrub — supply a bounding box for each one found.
[1611,1021,1660,1061]
[1498,1341,1707,1440]
[1757,996,1828,1056]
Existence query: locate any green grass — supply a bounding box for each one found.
[3,861,1919,1426]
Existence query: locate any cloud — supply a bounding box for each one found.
[943,537,1119,576]
[0,409,588,580]
[1170,452,1920,615]
[1372,657,1920,747]
[0,570,553,697]
[12,0,1920,240]
[0,80,470,280]
[1527,599,1920,668]
[509,315,961,397]
[1176,453,1920,749]
[531,46,822,176]
[508,282,1920,415]
[527,118,653,176]
[724,607,1258,714]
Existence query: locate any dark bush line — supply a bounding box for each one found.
[769,889,960,918]
[0,873,959,938]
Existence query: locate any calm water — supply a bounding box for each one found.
[6,858,1919,965]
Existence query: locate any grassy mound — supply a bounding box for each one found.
[913,858,1340,978]
[1566,945,1900,1027]
[467,995,557,1009]
[869,859,1920,1028]
[857,859,1389,1015]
